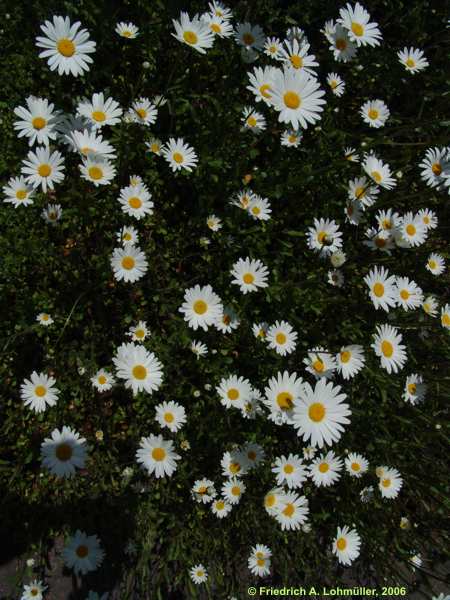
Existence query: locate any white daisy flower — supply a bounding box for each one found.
[272,454,308,489]
[364,266,397,312]
[328,269,344,287]
[371,324,407,374]
[21,147,65,193]
[116,22,139,38]
[337,2,382,47]
[14,96,59,146]
[155,401,186,432]
[77,92,122,129]
[266,320,297,356]
[248,545,272,577]
[247,196,272,220]
[2,176,35,207]
[378,467,403,499]
[327,73,345,96]
[344,200,363,225]
[264,36,283,60]
[179,284,223,331]
[206,214,222,231]
[201,14,234,38]
[242,442,265,468]
[146,137,162,155]
[208,1,233,21]
[230,257,269,294]
[441,304,450,330]
[332,526,361,565]
[336,345,365,379]
[422,296,439,317]
[403,374,427,405]
[399,212,427,247]
[66,128,116,160]
[234,22,265,50]
[419,147,450,189]
[263,370,305,424]
[360,99,390,128]
[345,452,369,477]
[192,478,216,504]
[127,97,158,126]
[80,156,116,186]
[328,24,357,62]
[110,244,148,283]
[426,253,445,276]
[20,371,59,413]
[222,477,246,504]
[252,322,269,340]
[36,15,96,77]
[397,47,429,73]
[118,184,154,220]
[292,379,351,449]
[307,218,343,257]
[363,154,397,189]
[42,203,62,224]
[417,208,438,230]
[214,306,240,333]
[274,492,309,531]
[348,176,379,209]
[136,434,181,478]
[41,426,87,478]
[172,12,214,54]
[113,342,163,395]
[216,375,252,410]
[20,580,47,600]
[344,147,359,162]
[221,450,248,478]
[246,66,276,105]
[127,320,150,342]
[230,188,255,210]
[189,564,208,584]
[330,250,347,268]
[303,347,337,379]
[281,129,303,147]
[309,451,343,487]
[364,229,394,254]
[211,497,232,518]
[270,67,326,130]
[242,106,266,133]
[191,340,208,358]
[36,312,54,326]
[376,208,400,231]
[279,39,319,75]
[62,530,104,575]
[395,277,423,310]
[161,137,198,172]
[91,369,115,392]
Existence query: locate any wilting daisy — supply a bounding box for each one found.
[364,266,397,312]
[14,96,59,146]
[372,324,407,374]
[20,371,59,413]
[247,66,275,105]
[242,442,265,468]
[146,137,162,155]
[266,321,297,356]
[328,269,344,287]
[222,477,246,504]
[279,39,319,75]
[216,375,252,410]
[211,498,232,518]
[332,526,361,565]
[21,580,47,600]
[395,277,423,310]
[248,545,272,577]
[399,212,427,247]
[127,98,157,126]
[80,157,116,186]
[403,374,427,405]
[281,129,302,147]
[397,47,429,73]
[2,176,35,207]
[155,401,186,432]
[21,147,65,193]
[344,147,359,162]
[91,369,115,392]
[307,218,343,257]
[128,321,150,342]
[192,478,216,504]
[274,492,309,531]
[441,304,450,330]
[110,244,148,283]
[179,284,223,331]
[272,454,308,489]
[242,106,266,133]
[36,312,54,326]
[113,342,163,395]
[336,345,365,379]
[329,24,357,62]
[337,2,382,47]
[63,530,104,575]
[214,306,240,333]
[36,15,96,76]
[189,564,208,584]
[344,200,363,225]
[42,203,62,224]
[230,257,269,294]
[309,451,343,487]
[264,370,305,424]
[235,22,265,50]
[422,296,439,317]
[345,452,369,477]
[303,347,337,379]
[360,100,390,128]
[363,154,397,189]
[161,138,198,172]
[41,426,87,478]
[378,467,403,499]
[172,12,214,54]
[77,92,122,129]
[253,322,269,340]
[426,253,445,276]
[270,67,326,130]
[136,434,180,478]
[116,22,139,39]
[292,379,351,448]
[264,36,283,60]
[327,73,345,96]
[330,250,347,268]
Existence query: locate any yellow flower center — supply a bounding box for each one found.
[183,30,198,45]
[88,166,103,181]
[231,485,241,496]
[32,116,46,130]
[381,478,391,488]
[275,332,287,345]
[75,544,89,558]
[276,391,294,410]
[340,350,351,363]
[381,340,393,357]
[243,273,255,284]
[265,494,276,507]
[193,300,207,314]
[351,22,364,37]
[121,256,135,270]
[431,163,442,176]
[319,462,329,473]
[283,91,301,109]
[442,313,450,326]
[57,38,76,57]
[16,189,27,200]
[355,186,365,199]
[290,54,303,69]
[371,170,382,183]
[368,108,379,120]
[229,462,241,474]
[405,58,415,68]
[216,500,225,510]
[336,537,347,550]
[373,282,385,297]
[330,80,338,89]
[173,152,184,164]
[283,503,295,517]
[428,260,437,269]
[243,32,255,45]
[128,197,142,209]
[35,385,47,397]
[351,462,360,471]
[132,365,147,379]
[283,464,294,474]
[308,402,326,422]
[38,164,51,177]
[400,289,410,300]
[150,143,160,153]
[288,135,297,143]
[259,84,272,98]
[312,359,325,373]
[227,388,239,400]
[122,30,132,38]
[123,232,132,241]
[55,443,73,461]
[408,383,417,394]
[152,447,166,461]
[317,231,327,243]
[98,375,107,385]
[92,110,106,122]
[136,108,147,119]
[135,329,145,339]
[247,116,257,127]
[335,38,347,50]
[257,558,266,566]
[211,23,221,33]
[164,412,174,423]
[406,224,416,236]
